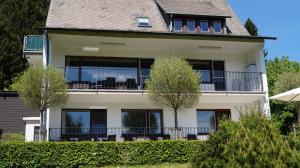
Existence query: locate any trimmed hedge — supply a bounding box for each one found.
[0,140,202,168]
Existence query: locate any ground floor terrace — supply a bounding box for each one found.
[42,92,267,142]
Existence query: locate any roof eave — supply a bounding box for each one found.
[42,27,277,42]
[166,12,232,18]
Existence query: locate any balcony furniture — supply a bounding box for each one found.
[97,80,105,89]
[71,81,90,89]
[105,77,116,89]
[126,78,137,89]
[187,134,197,140]
[116,82,127,90]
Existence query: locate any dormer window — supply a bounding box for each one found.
[213,21,222,33]
[200,21,209,32]
[187,19,195,32]
[174,19,182,31]
[137,17,151,27]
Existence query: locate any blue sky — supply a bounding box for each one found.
[228,0,300,62]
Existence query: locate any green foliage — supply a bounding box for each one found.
[0,0,50,90]
[146,57,200,128]
[12,66,68,112]
[0,141,202,168]
[191,112,300,168]
[267,57,300,134]
[244,18,258,36]
[274,72,300,95]
[0,133,24,142]
[12,66,68,140]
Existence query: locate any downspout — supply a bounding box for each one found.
[45,30,50,66]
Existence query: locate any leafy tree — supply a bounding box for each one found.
[267,57,300,133]
[0,0,50,90]
[12,66,68,140]
[146,57,200,128]
[245,18,258,36]
[191,112,300,168]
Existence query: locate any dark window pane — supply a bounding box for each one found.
[62,111,90,133]
[200,21,209,32]
[149,111,162,134]
[187,19,195,32]
[91,110,107,134]
[213,21,222,33]
[197,111,216,134]
[174,19,182,31]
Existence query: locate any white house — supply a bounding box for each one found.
[25,0,275,141]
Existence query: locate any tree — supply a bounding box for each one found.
[146,57,200,129]
[245,18,258,36]
[0,0,50,90]
[274,72,300,122]
[267,57,300,134]
[12,66,68,140]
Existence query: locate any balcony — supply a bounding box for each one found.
[61,67,262,92]
[23,35,43,53]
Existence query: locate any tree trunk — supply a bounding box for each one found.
[174,108,178,129]
[39,110,46,141]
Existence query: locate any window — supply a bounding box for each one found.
[213,21,222,33]
[200,21,209,32]
[197,110,230,135]
[121,109,162,134]
[62,109,107,135]
[137,17,151,27]
[187,19,195,32]
[174,19,182,31]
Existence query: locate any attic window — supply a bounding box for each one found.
[137,17,151,27]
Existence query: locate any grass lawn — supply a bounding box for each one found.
[103,163,190,168]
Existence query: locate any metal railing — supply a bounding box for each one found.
[23,35,43,52]
[49,127,213,141]
[59,67,262,92]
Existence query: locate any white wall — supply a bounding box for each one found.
[23,118,40,142]
[47,100,255,141]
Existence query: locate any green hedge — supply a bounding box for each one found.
[0,140,202,168]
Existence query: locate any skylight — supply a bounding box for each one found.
[137,17,151,27]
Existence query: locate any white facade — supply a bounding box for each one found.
[40,34,270,141]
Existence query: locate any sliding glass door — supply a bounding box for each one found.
[121,109,162,134]
[62,109,107,139]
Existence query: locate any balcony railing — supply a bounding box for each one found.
[23,35,43,53]
[60,67,262,92]
[48,127,213,142]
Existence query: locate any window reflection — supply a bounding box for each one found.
[121,109,162,134]
[197,111,216,134]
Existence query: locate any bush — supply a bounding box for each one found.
[0,140,202,168]
[0,133,24,142]
[191,112,300,168]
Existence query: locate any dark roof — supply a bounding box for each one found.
[155,0,230,17]
[45,0,253,36]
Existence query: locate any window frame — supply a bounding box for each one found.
[187,19,196,32]
[121,109,163,134]
[200,20,209,32]
[196,109,231,135]
[137,17,151,27]
[173,18,183,32]
[213,21,223,33]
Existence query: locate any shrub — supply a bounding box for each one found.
[191,112,300,168]
[0,133,24,142]
[0,140,202,168]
